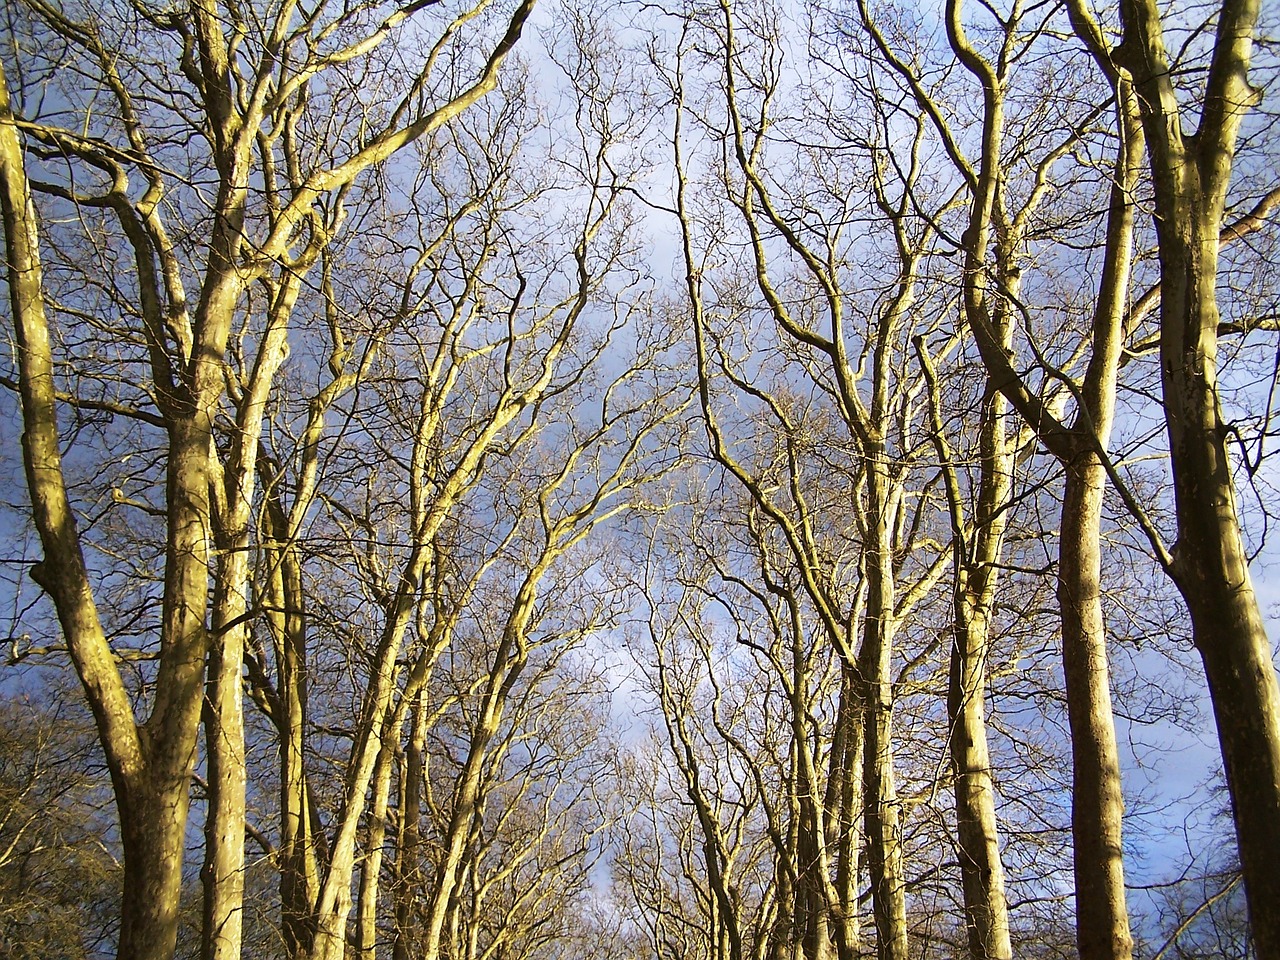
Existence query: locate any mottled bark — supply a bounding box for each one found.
[948,606,1012,960]
[420,694,518,960]
[261,500,322,960]
[1149,161,1280,957]
[936,2,1141,953]
[202,275,293,960]
[117,785,192,960]
[822,667,862,960]
[202,566,247,960]
[920,311,1015,960]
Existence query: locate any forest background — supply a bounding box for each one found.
[1,0,1278,958]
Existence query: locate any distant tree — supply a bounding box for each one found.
[0,689,119,958]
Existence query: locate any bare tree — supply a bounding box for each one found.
[0,0,535,954]
[660,5,957,953]
[856,0,1280,953]
[0,688,119,959]
[1107,2,1280,953]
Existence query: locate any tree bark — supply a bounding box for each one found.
[357,743,397,958]
[939,4,1139,954]
[116,784,192,960]
[1157,202,1280,958]
[860,466,908,960]
[1113,2,1280,955]
[262,502,322,960]
[3,58,198,960]
[919,317,1018,960]
[794,715,832,960]
[393,695,428,960]
[202,302,291,960]
[924,337,1015,960]
[828,669,862,960]
[1059,457,1133,960]
[201,563,247,960]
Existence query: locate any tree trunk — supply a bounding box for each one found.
[1059,456,1132,960]
[357,743,397,958]
[393,695,428,960]
[944,354,1014,960]
[794,741,832,960]
[117,778,193,960]
[267,532,322,960]
[1160,208,1280,960]
[1113,3,1280,953]
[823,666,861,960]
[1183,560,1280,960]
[201,564,247,960]
[771,818,796,960]
[420,631,529,960]
[949,588,1012,960]
[860,467,908,960]
[4,58,207,960]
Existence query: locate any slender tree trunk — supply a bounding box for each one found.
[834,705,861,960]
[942,359,1014,960]
[795,745,832,960]
[265,525,322,960]
[307,571,428,960]
[420,652,525,960]
[1059,456,1132,960]
[824,665,861,960]
[202,557,248,960]
[202,274,294,960]
[771,823,796,960]
[1053,62,1142,958]
[417,757,482,959]
[784,605,840,960]
[860,467,908,960]
[358,743,397,958]
[949,588,1012,960]
[393,695,428,960]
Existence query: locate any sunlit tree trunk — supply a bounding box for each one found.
[793,690,833,960]
[259,491,323,960]
[393,694,428,960]
[1058,457,1131,960]
[202,272,294,960]
[859,465,908,960]
[1111,0,1280,957]
[920,328,1015,960]
[933,1,1140,953]
[202,561,248,960]
[357,743,397,958]
[825,669,862,960]
[1112,2,1280,955]
[3,55,206,960]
